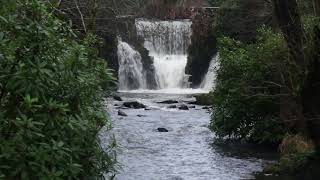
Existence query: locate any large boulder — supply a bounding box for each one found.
[123,101,146,109]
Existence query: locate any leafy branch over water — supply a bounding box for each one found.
[0,0,116,179]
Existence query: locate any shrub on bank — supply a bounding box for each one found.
[210,28,288,144]
[0,0,116,179]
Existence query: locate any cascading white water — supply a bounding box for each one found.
[117,40,146,90]
[117,19,217,94]
[136,19,192,89]
[200,54,219,91]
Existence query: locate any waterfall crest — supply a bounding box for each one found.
[136,19,192,89]
[117,40,146,90]
[200,54,219,91]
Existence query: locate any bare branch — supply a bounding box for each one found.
[73,0,87,33]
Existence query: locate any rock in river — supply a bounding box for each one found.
[157,128,169,132]
[118,110,128,117]
[157,100,179,104]
[137,114,147,117]
[113,95,123,101]
[179,104,189,110]
[123,101,146,109]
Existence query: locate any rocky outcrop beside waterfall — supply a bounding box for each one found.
[186,9,217,88]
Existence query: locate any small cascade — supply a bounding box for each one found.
[200,54,219,91]
[117,40,146,90]
[136,19,192,89]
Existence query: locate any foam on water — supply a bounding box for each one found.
[119,88,210,94]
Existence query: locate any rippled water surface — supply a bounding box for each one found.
[100,93,276,180]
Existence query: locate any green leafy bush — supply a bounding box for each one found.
[210,28,288,144]
[0,0,116,179]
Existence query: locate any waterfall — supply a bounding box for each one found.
[117,40,146,90]
[136,19,192,89]
[117,18,217,94]
[200,54,219,91]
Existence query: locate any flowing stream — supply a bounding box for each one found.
[100,19,276,180]
[100,93,276,180]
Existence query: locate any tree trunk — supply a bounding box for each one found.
[273,0,320,151]
[314,0,320,16]
[302,1,320,151]
[273,0,307,132]
[302,26,320,151]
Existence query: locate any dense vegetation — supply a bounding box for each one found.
[211,28,288,143]
[0,0,116,179]
[209,0,320,176]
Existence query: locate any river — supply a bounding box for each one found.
[100,92,277,180]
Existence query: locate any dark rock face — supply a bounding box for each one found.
[118,110,128,117]
[157,128,169,132]
[113,95,123,101]
[179,104,189,110]
[186,9,218,88]
[138,46,159,90]
[189,105,196,109]
[123,101,146,109]
[158,100,179,104]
